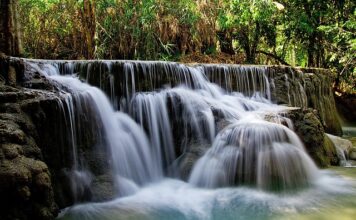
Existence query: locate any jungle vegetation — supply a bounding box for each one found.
[7,0,356,92]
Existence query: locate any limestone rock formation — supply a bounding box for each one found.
[349,148,356,160]
[268,66,342,135]
[326,134,353,160]
[0,85,58,220]
[286,108,339,167]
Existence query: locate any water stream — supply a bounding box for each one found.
[24,60,356,220]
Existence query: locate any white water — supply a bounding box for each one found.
[57,172,356,220]
[189,119,318,190]
[28,63,163,198]
[23,60,355,220]
[56,76,163,185]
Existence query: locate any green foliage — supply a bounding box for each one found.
[216,0,281,63]
[17,0,355,91]
[318,10,356,93]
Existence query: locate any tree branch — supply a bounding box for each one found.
[256,50,290,66]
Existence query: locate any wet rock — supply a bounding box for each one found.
[0,158,32,187]
[268,66,342,135]
[0,155,58,220]
[0,83,59,219]
[0,92,19,102]
[176,142,209,180]
[349,148,356,160]
[286,108,339,167]
[8,66,17,86]
[35,172,52,189]
[0,102,21,113]
[28,160,48,175]
[0,84,19,92]
[23,78,55,91]
[91,174,115,202]
[2,144,22,159]
[0,119,27,144]
[323,134,339,165]
[17,185,32,200]
[0,113,36,134]
[35,206,55,220]
[326,134,353,158]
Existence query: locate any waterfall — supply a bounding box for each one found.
[188,119,318,190]
[129,91,175,176]
[24,59,321,204]
[27,62,163,199]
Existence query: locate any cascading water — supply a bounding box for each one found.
[26,60,318,189]
[21,59,355,220]
[189,119,318,190]
[28,62,163,198]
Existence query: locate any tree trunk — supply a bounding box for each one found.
[307,33,323,68]
[0,0,22,56]
[217,30,235,55]
[82,0,96,59]
[248,22,261,64]
[235,25,259,64]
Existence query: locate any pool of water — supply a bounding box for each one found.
[58,167,356,220]
[343,126,356,136]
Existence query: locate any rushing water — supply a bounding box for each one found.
[57,169,356,220]
[23,60,356,220]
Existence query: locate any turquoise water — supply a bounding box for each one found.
[58,168,356,220]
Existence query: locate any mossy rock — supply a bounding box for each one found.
[349,147,356,160]
[286,108,339,167]
[2,143,23,159]
[322,134,339,166]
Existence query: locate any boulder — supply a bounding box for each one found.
[0,82,59,220]
[349,148,356,160]
[176,142,209,180]
[326,134,353,159]
[268,66,342,135]
[0,155,58,220]
[90,174,115,202]
[286,108,339,167]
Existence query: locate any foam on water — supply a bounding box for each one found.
[57,172,356,220]
[22,59,355,220]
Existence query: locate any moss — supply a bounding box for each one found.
[17,185,31,200]
[323,135,339,165]
[287,108,339,168]
[349,147,356,160]
[2,144,22,159]
[0,158,32,186]
[0,82,59,219]
[35,172,51,189]
[0,119,27,144]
